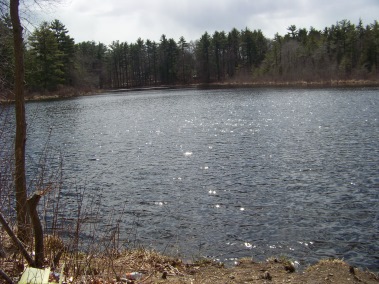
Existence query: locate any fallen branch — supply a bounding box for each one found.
[0,211,35,267]
[0,269,15,284]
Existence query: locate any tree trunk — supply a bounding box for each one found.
[10,0,29,243]
[27,193,44,268]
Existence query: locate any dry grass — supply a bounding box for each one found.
[1,242,379,284]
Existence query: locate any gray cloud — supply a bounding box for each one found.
[35,0,379,44]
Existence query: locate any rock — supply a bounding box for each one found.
[262,271,272,280]
[162,271,168,279]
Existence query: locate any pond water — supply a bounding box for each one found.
[1,88,379,271]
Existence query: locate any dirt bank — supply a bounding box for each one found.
[1,245,379,284]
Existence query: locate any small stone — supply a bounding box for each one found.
[284,264,295,273]
[162,271,168,279]
[263,271,272,280]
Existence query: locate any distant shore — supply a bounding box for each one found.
[199,79,379,88]
[1,79,378,103]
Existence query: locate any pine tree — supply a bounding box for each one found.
[50,19,75,85]
[196,32,211,83]
[226,28,240,78]
[212,31,227,81]
[27,22,64,91]
[0,14,14,94]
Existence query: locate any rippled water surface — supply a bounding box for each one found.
[2,88,379,271]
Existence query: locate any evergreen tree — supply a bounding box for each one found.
[287,25,298,39]
[226,28,240,78]
[120,41,130,87]
[27,22,64,91]
[108,40,123,88]
[166,38,178,84]
[0,14,14,94]
[196,32,211,83]
[159,35,169,84]
[146,39,158,84]
[364,21,379,74]
[240,28,255,71]
[75,41,107,88]
[178,36,190,83]
[50,19,75,85]
[211,31,227,81]
[252,29,268,67]
[129,38,146,86]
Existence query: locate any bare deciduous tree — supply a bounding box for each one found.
[10,0,29,244]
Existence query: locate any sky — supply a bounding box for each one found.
[29,0,379,45]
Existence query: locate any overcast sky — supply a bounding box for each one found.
[29,0,379,44]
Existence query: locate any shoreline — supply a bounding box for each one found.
[198,79,379,89]
[1,244,378,283]
[1,79,378,104]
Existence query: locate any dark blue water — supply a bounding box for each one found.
[1,88,378,271]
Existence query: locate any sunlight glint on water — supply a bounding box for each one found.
[2,87,377,271]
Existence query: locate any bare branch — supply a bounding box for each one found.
[0,269,15,284]
[0,211,35,267]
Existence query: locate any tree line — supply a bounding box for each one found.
[1,17,379,94]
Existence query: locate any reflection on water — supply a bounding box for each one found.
[2,88,378,271]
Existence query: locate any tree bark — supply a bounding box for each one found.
[27,193,44,268]
[10,0,29,242]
